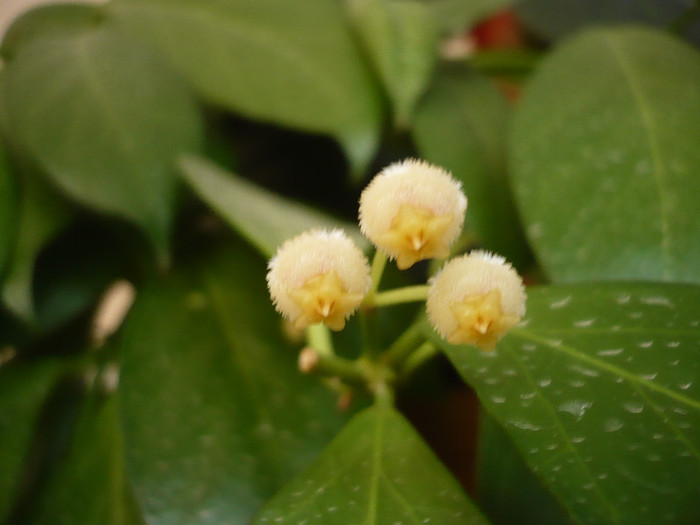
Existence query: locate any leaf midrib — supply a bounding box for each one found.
[513,329,700,411]
[604,33,672,279]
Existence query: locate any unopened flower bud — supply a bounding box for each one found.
[426,251,526,351]
[266,229,371,331]
[359,159,467,269]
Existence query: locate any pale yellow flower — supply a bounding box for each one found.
[266,229,371,331]
[359,159,467,269]
[426,251,526,350]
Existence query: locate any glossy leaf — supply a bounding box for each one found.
[1,171,72,321]
[510,26,700,283]
[429,0,515,35]
[3,14,203,257]
[179,154,368,258]
[477,413,572,525]
[0,358,62,521]
[118,240,351,524]
[0,140,14,277]
[108,0,382,172]
[433,283,700,523]
[413,66,529,267]
[26,387,144,525]
[346,0,438,127]
[253,404,487,525]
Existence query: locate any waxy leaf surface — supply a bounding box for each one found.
[253,404,487,525]
[3,13,203,256]
[109,0,382,171]
[510,26,700,282]
[179,155,368,258]
[434,283,700,524]
[118,240,350,524]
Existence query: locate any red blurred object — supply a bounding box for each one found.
[471,10,524,49]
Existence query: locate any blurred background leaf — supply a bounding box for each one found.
[510,26,700,283]
[346,0,439,128]
[179,154,368,258]
[108,0,383,174]
[118,238,355,524]
[3,8,204,261]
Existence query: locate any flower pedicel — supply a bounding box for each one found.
[266,229,371,331]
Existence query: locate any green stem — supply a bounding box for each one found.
[399,341,439,380]
[365,250,388,303]
[383,322,426,367]
[372,285,429,307]
[306,323,334,357]
[299,347,366,386]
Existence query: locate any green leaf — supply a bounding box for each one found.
[413,66,529,267]
[429,0,515,35]
[253,404,487,525]
[515,0,700,45]
[0,140,15,277]
[433,283,700,524]
[118,239,352,524]
[0,3,103,57]
[477,412,572,525]
[179,154,368,258]
[1,171,72,321]
[0,358,62,521]
[109,0,382,172]
[3,14,203,258]
[26,385,144,525]
[510,26,700,283]
[346,0,438,127]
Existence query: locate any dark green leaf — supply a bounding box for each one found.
[433,283,700,524]
[109,0,382,172]
[429,0,515,35]
[0,140,15,277]
[3,15,203,257]
[253,404,488,525]
[119,240,351,524]
[515,0,700,46]
[346,0,438,127]
[0,358,62,521]
[1,171,72,321]
[179,154,368,258]
[413,66,529,267]
[477,412,572,525]
[510,26,700,283]
[26,384,144,525]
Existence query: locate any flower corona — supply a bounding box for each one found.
[359,159,467,269]
[426,250,526,350]
[266,229,371,331]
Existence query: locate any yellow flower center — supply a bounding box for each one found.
[376,203,452,269]
[287,270,363,331]
[448,289,520,351]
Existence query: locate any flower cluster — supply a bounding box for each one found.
[266,158,526,350]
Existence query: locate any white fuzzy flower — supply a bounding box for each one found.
[426,250,526,350]
[266,229,371,331]
[359,159,467,269]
